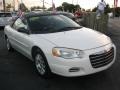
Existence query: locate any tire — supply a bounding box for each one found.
[34,50,51,78]
[6,38,14,52]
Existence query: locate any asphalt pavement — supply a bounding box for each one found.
[0,18,120,90]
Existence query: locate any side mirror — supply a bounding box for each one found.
[18,27,29,34]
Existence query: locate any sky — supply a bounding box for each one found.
[1,0,120,10]
[20,0,120,9]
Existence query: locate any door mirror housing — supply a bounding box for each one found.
[18,27,29,34]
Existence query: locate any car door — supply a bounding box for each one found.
[11,18,32,58]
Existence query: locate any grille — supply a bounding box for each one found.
[89,47,114,68]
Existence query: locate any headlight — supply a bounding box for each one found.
[52,47,84,59]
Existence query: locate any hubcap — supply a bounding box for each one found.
[6,39,10,50]
[35,54,46,75]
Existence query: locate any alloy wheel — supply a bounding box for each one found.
[35,53,46,75]
[6,38,10,51]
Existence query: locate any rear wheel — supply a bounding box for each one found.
[6,38,14,51]
[34,50,51,78]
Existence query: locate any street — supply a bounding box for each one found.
[0,18,120,90]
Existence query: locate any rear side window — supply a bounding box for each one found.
[13,18,27,30]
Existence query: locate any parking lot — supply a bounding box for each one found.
[0,18,120,90]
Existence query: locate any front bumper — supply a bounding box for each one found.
[48,43,116,77]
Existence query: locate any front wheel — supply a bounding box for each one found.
[34,51,51,78]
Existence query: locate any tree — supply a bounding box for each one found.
[56,2,81,13]
[48,7,53,11]
[6,3,12,11]
[74,4,80,9]
[31,7,35,11]
[115,7,120,17]
[31,6,46,11]
[6,4,12,8]
[104,4,111,14]
[62,2,69,11]
[19,3,28,12]
[92,7,97,12]
[56,6,63,11]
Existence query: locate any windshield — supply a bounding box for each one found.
[63,13,74,18]
[0,13,11,17]
[27,15,81,34]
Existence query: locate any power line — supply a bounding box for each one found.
[40,0,52,6]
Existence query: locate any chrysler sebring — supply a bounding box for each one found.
[4,12,116,77]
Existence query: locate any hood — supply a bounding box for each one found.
[30,27,111,50]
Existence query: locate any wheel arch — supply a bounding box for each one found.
[31,46,52,73]
[31,46,46,60]
[4,34,7,40]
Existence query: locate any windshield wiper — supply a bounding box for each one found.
[32,26,83,34]
[58,26,82,31]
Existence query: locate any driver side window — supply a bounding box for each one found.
[13,18,27,30]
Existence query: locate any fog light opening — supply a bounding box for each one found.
[69,67,80,72]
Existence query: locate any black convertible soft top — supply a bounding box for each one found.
[24,11,60,18]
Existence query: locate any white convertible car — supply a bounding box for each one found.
[4,12,116,77]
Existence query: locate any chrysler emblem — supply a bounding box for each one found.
[94,48,111,55]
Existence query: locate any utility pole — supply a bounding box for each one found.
[43,0,45,11]
[77,0,78,4]
[52,0,53,4]
[21,0,23,3]
[72,0,73,4]
[13,0,15,11]
[52,0,53,11]
[3,0,5,12]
